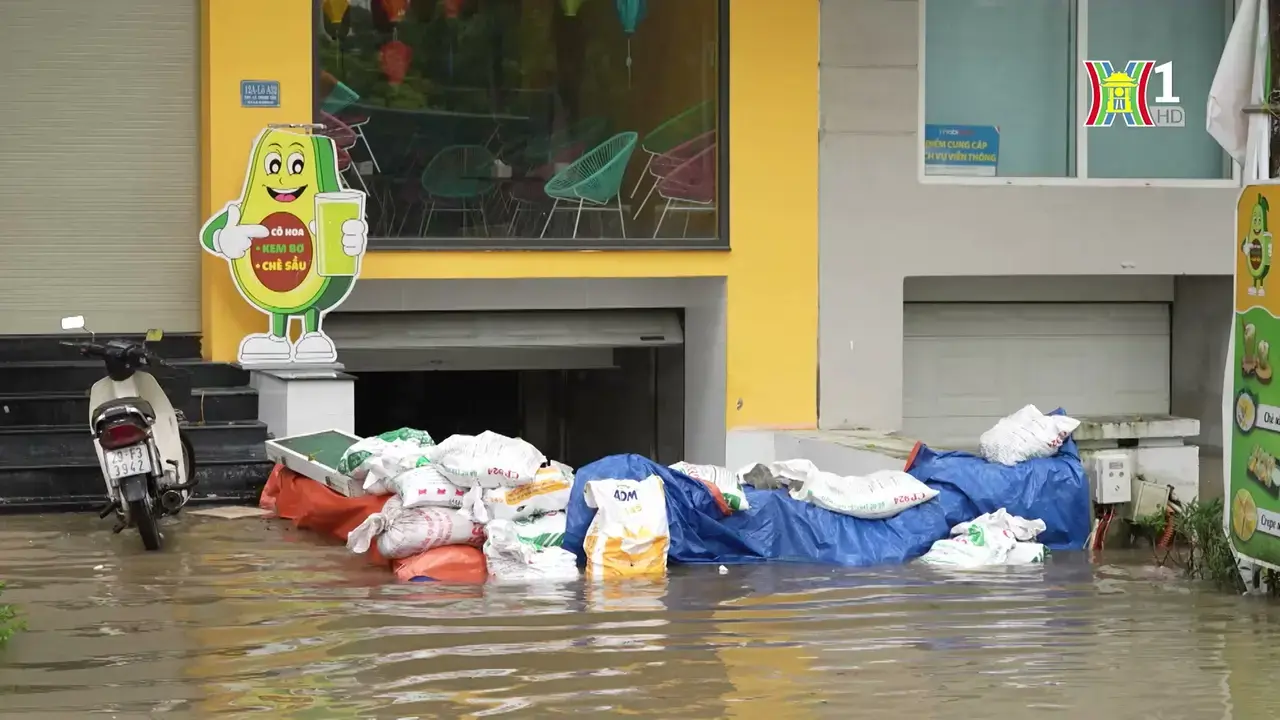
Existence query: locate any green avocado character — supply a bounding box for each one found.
[200,128,367,364]
[1243,194,1273,297]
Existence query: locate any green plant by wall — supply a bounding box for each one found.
[0,582,22,645]
[1134,498,1246,594]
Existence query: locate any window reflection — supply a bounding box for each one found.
[316,0,722,245]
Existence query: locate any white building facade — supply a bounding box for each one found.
[818,0,1239,486]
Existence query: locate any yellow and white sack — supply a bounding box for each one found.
[582,475,670,580]
[459,463,573,523]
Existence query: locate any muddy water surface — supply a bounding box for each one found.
[0,513,1278,719]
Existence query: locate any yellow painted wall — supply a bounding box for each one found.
[201,0,819,432]
[201,0,316,359]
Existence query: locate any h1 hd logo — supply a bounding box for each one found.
[1083,60,1184,128]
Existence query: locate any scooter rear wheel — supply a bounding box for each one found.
[129,498,162,551]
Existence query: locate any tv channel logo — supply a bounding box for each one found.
[1083,60,1184,128]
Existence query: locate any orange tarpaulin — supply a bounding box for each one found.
[260,464,487,583]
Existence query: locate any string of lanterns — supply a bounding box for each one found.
[324,0,648,87]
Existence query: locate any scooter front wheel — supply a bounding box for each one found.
[129,499,162,551]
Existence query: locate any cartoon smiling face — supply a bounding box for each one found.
[251,129,320,206]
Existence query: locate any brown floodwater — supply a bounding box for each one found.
[0,513,1277,719]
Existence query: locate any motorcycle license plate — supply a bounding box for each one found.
[105,445,152,480]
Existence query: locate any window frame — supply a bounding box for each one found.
[312,0,731,251]
[916,0,1242,189]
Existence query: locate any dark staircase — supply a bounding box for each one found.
[0,334,272,512]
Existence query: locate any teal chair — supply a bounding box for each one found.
[540,132,639,239]
[321,80,360,115]
[419,145,497,237]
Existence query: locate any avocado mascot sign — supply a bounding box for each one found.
[1228,184,1280,569]
[200,125,367,365]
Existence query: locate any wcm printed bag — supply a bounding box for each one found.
[582,475,670,579]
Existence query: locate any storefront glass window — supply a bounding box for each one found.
[922,0,1233,182]
[315,0,725,248]
[925,0,1073,178]
[1086,0,1227,179]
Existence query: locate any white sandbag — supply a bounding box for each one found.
[1006,542,1048,565]
[513,511,568,550]
[776,459,937,519]
[459,464,573,523]
[433,430,547,488]
[346,495,485,559]
[919,508,1047,568]
[951,509,1046,543]
[338,428,435,494]
[361,450,436,496]
[669,461,749,512]
[483,519,580,584]
[583,475,670,579]
[978,405,1081,466]
[395,464,468,509]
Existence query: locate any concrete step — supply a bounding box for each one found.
[0,453,272,513]
[0,387,259,428]
[0,421,270,468]
[0,360,248,395]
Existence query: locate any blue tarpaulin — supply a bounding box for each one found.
[563,438,1090,568]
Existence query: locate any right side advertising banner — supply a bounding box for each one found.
[1230,183,1280,567]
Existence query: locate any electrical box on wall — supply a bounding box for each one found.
[1128,479,1172,521]
[1089,450,1133,504]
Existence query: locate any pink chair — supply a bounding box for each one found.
[633,129,716,221]
[337,111,381,173]
[653,144,716,238]
[335,147,370,195]
[321,112,358,150]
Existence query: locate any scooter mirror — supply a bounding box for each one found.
[145,328,164,343]
[60,315,85,331]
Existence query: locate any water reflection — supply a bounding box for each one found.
[0,515,1276,717]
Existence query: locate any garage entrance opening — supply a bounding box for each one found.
[352,348,685,469]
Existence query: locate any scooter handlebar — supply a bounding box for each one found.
[60,340,107,356]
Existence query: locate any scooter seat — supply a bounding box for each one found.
[92,397,156,425]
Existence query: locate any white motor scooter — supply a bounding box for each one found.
[60,316,196,550]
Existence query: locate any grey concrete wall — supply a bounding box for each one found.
[818,0,1237,432]
[1171,275,1233,500]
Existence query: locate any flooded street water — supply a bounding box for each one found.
[1,514,1278,719]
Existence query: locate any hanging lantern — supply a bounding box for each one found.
[322,0,350,25]
[444,0,467,19]
[560,0,587,16]
[379,40,412,85]
[615,0,648,87]
[379,0,410,24]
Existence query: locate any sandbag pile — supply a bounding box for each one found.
[339,428,579,583]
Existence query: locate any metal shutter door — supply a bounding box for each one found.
[902,303,1171,446]
[0,0,199,334]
